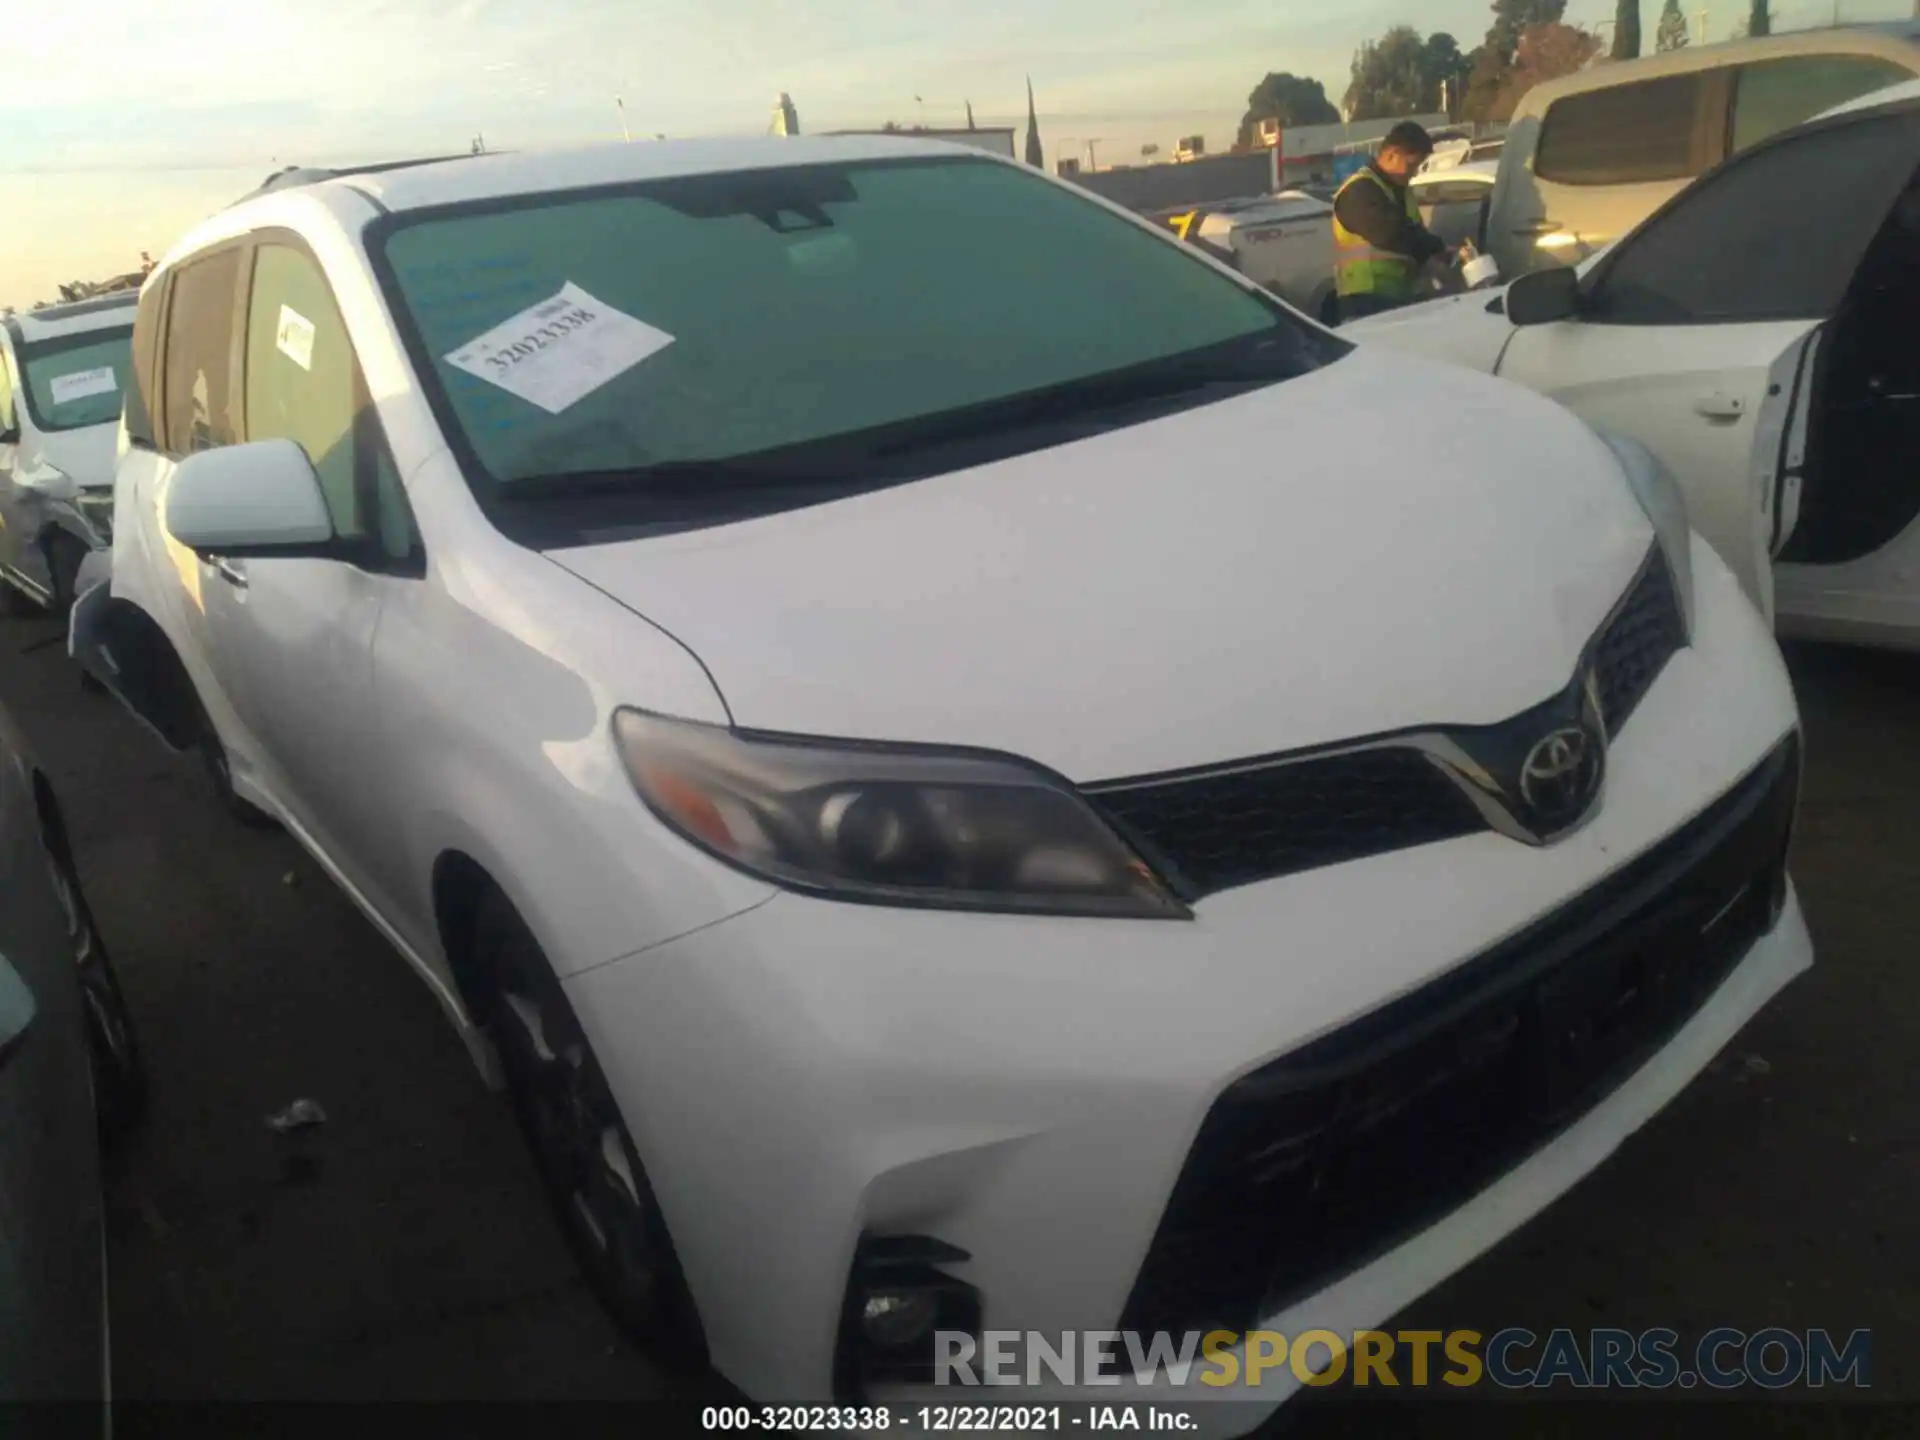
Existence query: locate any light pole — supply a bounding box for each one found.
[1085,137,1104,171]
[615,95,631,143]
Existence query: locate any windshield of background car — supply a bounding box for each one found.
[19,329,134,433]
[375,155,1346,498]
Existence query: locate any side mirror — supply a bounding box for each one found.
[165,439,334,555]
[1506,266,1581,327]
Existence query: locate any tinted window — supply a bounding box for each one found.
[0,346,15,434]
[18,330,133,433]
[160,249,243,454]
[243,244,362,535]
[1587,112,1920,325]
[125,282,163,447]
[1732,55,1915,154]
[376,156,1340,501]
[1536,74,1708,186]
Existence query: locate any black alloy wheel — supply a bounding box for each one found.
[477,890,707,1368]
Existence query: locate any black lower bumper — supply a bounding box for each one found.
[1120,734,1801,1340]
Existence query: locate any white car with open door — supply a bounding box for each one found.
[1346,83,1920,647]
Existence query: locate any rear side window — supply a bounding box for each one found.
[1731,55,1916,154]
[125,282,164,447]
[1535,73,1710,186]
[159,249,243,454]
[1587,111,1920,325]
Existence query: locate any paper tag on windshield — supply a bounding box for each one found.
[49,367,119,405]
[277,305,316,370]
[443,283,674,414]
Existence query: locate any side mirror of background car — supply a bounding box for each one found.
[1506,266,1581,328]
[164,439,335,556]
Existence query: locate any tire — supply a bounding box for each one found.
[191,693,279,829]
[477,890,707,1367]
[41,795,146,1137]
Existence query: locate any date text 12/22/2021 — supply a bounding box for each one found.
[701,1405,1199,1432]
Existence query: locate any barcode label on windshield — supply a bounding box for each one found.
[443,282,675,414]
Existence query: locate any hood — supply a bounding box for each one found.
[548,347,1654,783]
[19,424,118,491]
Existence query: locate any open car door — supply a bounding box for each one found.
[1491,100,1920,623]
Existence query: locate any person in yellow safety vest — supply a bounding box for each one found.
[1332,121,1459,324]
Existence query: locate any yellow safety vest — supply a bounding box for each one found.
[1332,168,1423,300]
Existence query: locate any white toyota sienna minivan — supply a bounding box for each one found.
[75,137,1810,1432]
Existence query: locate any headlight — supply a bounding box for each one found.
[612,709,1189,919]
[1597,431,1694,641]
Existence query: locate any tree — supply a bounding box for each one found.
[1342,28,1475,122]
[1492,21,1603,120]
[1612,0,1642,58]
[1140,142,1160,158]
[1656,0,1690,49]
[1749,0,1772,36]
[1345,27,1431,121]
[1462,0,1569,121]
[1424,32,1474,117]
[1234,72,1340,149]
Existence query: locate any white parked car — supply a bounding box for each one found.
[76,136,1810,1428]
[1348,82,1920,649]
[0,295,136,616]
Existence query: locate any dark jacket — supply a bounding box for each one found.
[1333,162,1448,265]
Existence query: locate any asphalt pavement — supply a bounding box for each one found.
[2,608,1914,1430]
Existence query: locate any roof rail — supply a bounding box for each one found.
[232,152,494,206]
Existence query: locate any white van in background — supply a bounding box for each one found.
[0,296,137,616]
[1489,22,1920,278]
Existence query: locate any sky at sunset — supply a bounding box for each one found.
[4,0,1909,307]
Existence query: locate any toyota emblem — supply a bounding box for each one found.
[1519,725,1602,824]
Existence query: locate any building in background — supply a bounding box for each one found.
[772,93,800,136]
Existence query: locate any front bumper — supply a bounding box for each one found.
[562,537,1807,1423]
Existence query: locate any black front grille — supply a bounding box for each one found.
[1087,546,1686,898]
[1118,735,1798,1342]
[1592,550,1687,732]
[1094,746,1485,898]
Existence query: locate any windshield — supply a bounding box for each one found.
[375,155,1345,516]
[19,328,134,434]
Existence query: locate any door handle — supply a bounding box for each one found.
[1693,393,1748,421]
[211,557,248,590]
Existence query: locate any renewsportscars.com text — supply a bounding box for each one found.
[935,1327,1872,1390]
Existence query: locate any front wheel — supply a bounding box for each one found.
[478,891,706,1366]
[191,694,279,829]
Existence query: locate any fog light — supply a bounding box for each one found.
[835,1233,982,1399]
[861,1288,939,1348]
